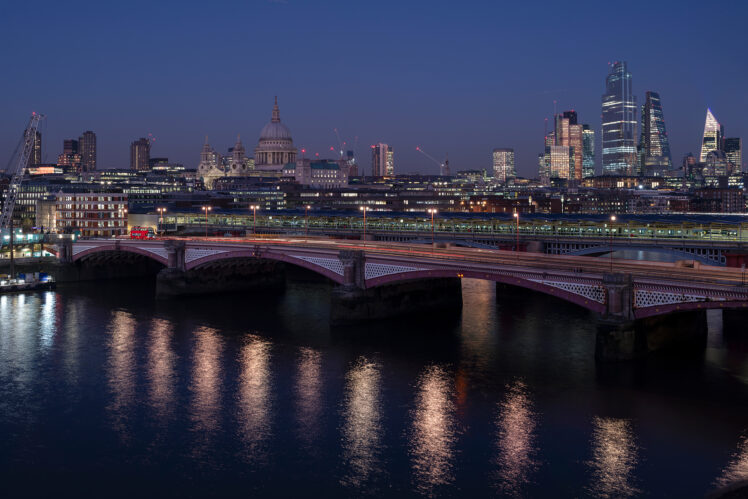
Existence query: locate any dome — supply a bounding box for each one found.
[259,121,292,141]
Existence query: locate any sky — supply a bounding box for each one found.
[1,0,747,177]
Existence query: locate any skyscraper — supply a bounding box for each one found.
[130,137,151,171]
[79,131,97,172]
[57,139,81,172]
[371,143,393,176]
[724,137,742,173]
[602,61,637,175]
[582,125,595,178]
[637,91,672,176]
[492,148,515,183]
[25,129,42,166]
[700,109,723,162]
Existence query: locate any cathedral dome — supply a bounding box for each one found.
[259,121,292,141]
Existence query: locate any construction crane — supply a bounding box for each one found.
[1,112,45,231]
[416,146,450,176]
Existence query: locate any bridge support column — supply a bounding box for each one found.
[58,238,73,264]
[596,274,707,361]
[330,250,462,326]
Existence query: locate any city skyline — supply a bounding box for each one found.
[1,1,746,176]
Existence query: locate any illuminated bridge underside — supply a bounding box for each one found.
[67,239,748,320]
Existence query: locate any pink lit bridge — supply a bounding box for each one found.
[59,236,748,321]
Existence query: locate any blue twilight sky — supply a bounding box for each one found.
[1,0,747,177]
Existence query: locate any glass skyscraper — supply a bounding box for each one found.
[700,109,724,162]
[602,61,637,175]
[582,125,595,178]
[638,91,672,176]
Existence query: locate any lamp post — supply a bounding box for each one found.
[201,206,212,237]
[156,207,166,236]
[305,205,311,237]
[609,214,617,272]
[359,206,368,245]
[250,205,259,235]
[427,208,437,251]
[513,211,520,258]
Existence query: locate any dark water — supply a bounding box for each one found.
[1,277,747,498]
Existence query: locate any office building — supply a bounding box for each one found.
[79,131,97,172]
[492,148,515,183]
[372,143,394,176]
[700,109,724,162]
[57,139,81,172]
[724,137,742,173]
[602,61,637,175]
[130,137,151,171]
[638,91,672,176]
[582,125,595,178]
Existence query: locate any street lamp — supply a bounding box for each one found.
[513,211,520,257]
[249,205,259,235]
[305,205,311,237]
[359,206,368,245]
[609,214,617,272]
[201,206,212,237]
[427,208,437,251]
[156,207,166,236]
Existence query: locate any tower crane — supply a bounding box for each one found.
[1,112,45,231]
[416,146,450,176]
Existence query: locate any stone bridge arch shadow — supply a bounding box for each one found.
[364,268,608,315]
[157,248,347,297]
[69,245,167,281]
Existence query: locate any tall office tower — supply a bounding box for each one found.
[78,131,97,172]
[24,129,42,165]
[682,153,697,178]
[130,137,151,171]
[57,139,81,171]
[538,131,556,183]
[700,108,724,162]
[554,112,581,180]
[602,61,637,175]
[492,148,515,183]
[582,125,595,178]
[549,145,572,179]
[371,143,394,176]
[724,138,742,173]
[637,91,672,176]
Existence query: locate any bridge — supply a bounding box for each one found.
[57,236,748,361]
[151,211,748,266]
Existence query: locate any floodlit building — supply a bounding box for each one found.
[492,148,515,183]
[602,61,637,175]
[638,91,672,176]
[371,143,394,177]
[254,97,297,171]
[700,108,724,162]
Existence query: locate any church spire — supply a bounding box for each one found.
[272,96,280,123]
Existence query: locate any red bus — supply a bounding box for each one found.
[130,227,156,239]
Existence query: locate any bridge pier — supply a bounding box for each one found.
[595,273,708,361]
[156,240,284,298]
[330,250,462,326]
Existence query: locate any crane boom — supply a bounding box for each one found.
[1,112,44,231]
[416,146,450,175]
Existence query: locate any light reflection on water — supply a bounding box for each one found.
[105,310,137,440]
[340,357,384,489]
[236,334,273,463]
[0,281,747,497]
[493,380,538,496]
[190,326,223,450]
[715,434,748,490]
[296,347,322,451]
[409,364,457,496]
[586,417,640,498]
[146,318,176,421]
